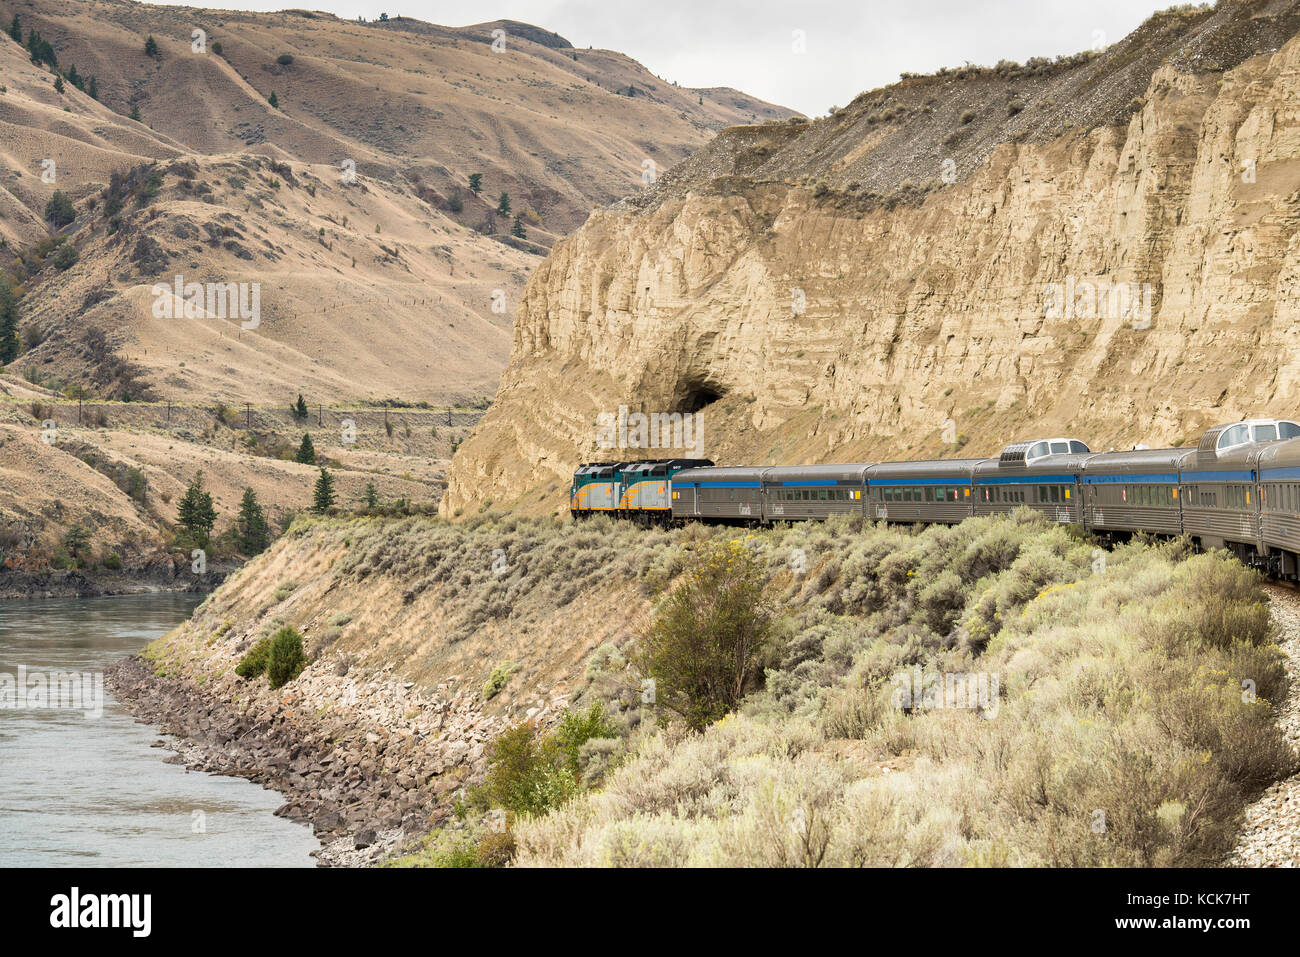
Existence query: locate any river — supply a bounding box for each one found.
[0,593,320,866]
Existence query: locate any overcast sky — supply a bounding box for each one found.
[159,1,1177,115]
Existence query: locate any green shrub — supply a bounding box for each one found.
[235,638,272,679]
[551,702,617,774]
[482,660,519,700]
[266,626,306,689]
[102,552,123,570]
[634,538,778,731]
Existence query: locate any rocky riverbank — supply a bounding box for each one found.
[106,650,572,866]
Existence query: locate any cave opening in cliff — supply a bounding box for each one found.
[676,383,724,414]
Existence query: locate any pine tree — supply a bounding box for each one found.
[496,192,511,217]
[177,472,217,548]
[291,393,309,419]
[8,14,20,42]
[362,482,379,510]
[236,488,270,555]
[0,275,19,365]
[44,191,75,228]
[129,103,140,121]
[511,216,526,239]
[468,172,482,195]
[295,433,316,465]
[87,75,98,100]
[312,467,336,513]
[144,35,158,58]
[53,74,63,93]
[268,90,279,109]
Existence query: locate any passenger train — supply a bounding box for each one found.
[569,418,1300,580]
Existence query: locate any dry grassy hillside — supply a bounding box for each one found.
[0,0,795,404]
[2,0,795,243]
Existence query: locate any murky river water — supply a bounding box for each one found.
[0,594,319,866]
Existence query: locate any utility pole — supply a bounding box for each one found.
[245,402,252,428]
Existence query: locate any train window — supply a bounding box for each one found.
[1281,423,1300,439]
[1255,424,1278,442]
[1050,486,1061,503]
[1219,425,1250,451]
[1069,441,1089,453]
[1050,441,1069,454]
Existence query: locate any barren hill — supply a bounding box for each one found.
[0,0,796,406]
[442,0,1300,518]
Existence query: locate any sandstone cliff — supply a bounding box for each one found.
[443,0,1300,517]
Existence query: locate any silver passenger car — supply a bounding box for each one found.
[972,439,1091,523]
[864,459,983,524]
[1080,448,1187,537]
[670,466,767,524]
[762,464,871,522]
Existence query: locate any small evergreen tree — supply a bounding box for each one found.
[468,172,483,194]
[176,472,217,548]
[362,482,379,509]
[87,75,98,100]
[0,276,19,364]
[496,192,511,217]
[235,487,270,555]
[129,103,140,121]
[44,191,76,227]
[267,90,279,109]
[295,432,316,465]
[144,35,158,57]
[8,14,20,42]
[291,393,309,419]
[26,30,56,69]
[511,216,526,239]
[62,524,91,559]
[311,467,335,513]
[53,74,64,93]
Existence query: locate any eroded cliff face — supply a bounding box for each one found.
[443,2,1300,518]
